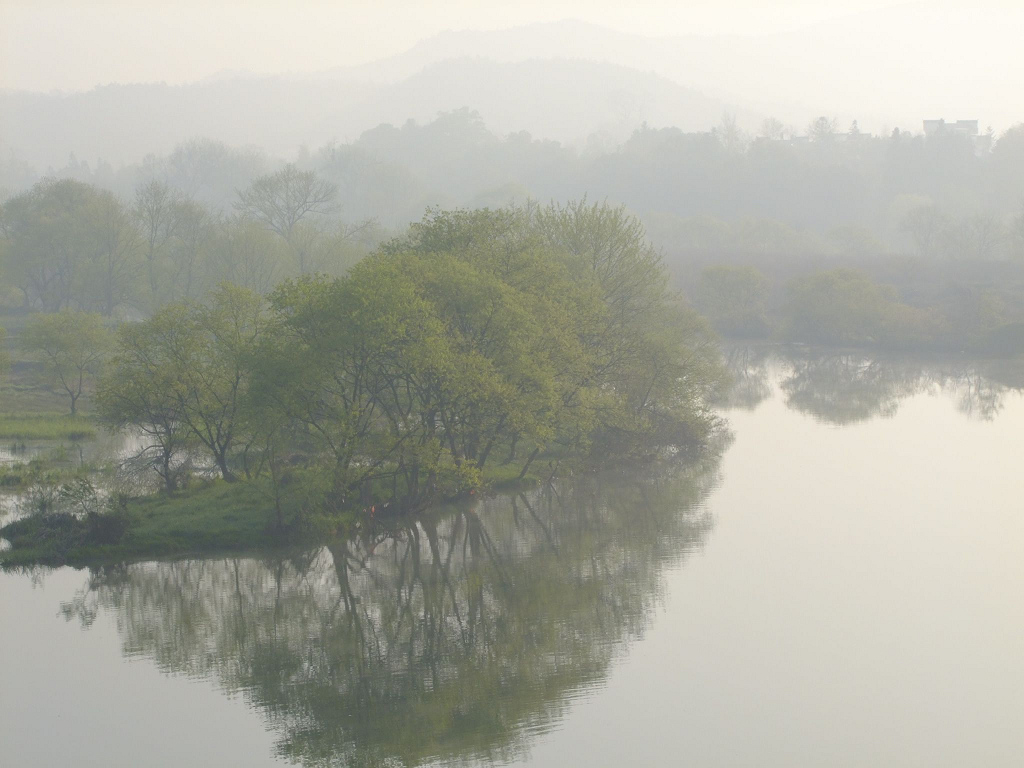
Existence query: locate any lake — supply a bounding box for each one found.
[2,348,1022,767]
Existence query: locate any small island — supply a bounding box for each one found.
[1,199,727,565]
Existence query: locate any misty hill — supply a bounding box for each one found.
[326,14,1024,133]
[325,20,684,84]
[367,58,747,147]
[0,57,743,170]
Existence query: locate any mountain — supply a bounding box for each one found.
[3,9,1021,173]
[0,56,750,170]
[325,12,1024,134]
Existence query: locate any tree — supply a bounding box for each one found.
[691,265,772,337]
[715,112,747,153]
[1,179,102,311]
[132,179,178,297]
[21,311,110,415]
[1011,205,1024,259]
[100,285,266,483]
[172,284,266,481]
[0,327,9,382]
[235,165,339,275]
[235,165,337,248]
[90,192,143,315]
[900,204,948,258]
[2,179,143,314]
[947,215,1004,260]
[208,215,288,294]
[97,315,191,493]
[783,269,934,347]
[164,197,215,302]
[759,117,786,141]
[808,115,838,142]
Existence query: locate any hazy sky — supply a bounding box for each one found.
[0,0,991,92]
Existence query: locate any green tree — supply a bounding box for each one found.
[132,178,179,297]
[174,284,266,481]
[0,327,9,382]
[2,179,143,314]
[21,310,110,415]
[99,285,266,485]
[235,165,338,274]
[691,265,772,337]
[97,316,191,493]
[783,269,935,347]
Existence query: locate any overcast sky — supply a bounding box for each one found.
[0,0,1002,92]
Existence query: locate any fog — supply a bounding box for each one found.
[2,4,1024,767]
[3,1,1023,158]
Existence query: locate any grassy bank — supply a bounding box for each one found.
[0,462,544,567]
[0,480,308,567]
[0,413,96,440]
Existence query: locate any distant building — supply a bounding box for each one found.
[923,119,992,154]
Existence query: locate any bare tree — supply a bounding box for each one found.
[132,179,178,295]
[234,164,337,243]
[808,115,839,142]
[93,193,143,315]
[716,112,747,153]
[167,198,215,301]
[900,205,947,258]
[759,117,786,141]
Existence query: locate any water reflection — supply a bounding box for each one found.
[716,346,773,410]
[721,346,1024,424]
[781,354,925,425]
[60,458,720,767]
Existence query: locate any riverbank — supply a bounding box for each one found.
[1,480,305,567]
[0,468,542,568]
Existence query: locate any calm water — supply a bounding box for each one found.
[2,349,1023,767]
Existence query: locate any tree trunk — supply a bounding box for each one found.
[216,451,235,482]
[518,447,541,480]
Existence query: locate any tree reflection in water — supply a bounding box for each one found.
[716,346,774,410]
[781,354,925,425]
[719,346,1023,425]
[61,457,722,767]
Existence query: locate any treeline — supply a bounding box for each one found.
[5,110,1023,256]
[689,263,1024,354]
[72,202,724,521]
[0,168,377,315]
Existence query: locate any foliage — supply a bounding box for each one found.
[20,309,111,414]
[0,326,8,379]
[691,265,772,337]
[97,284,265,489]
[783,269,939,347]
[0,178,142,314]
[247,202,725,514]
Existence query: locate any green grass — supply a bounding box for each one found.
[0,478,343,567]
[0,413,96,440]
[480,461,541,492]
[0,457,544,568]
[122,480,284,555]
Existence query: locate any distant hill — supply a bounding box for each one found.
[3,11,1020,172]
[324,14,1024,135]
[0,56,750,169]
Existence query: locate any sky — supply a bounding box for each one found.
[0,0,975,93]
